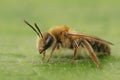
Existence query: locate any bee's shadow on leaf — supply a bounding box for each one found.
[46,53,115,65]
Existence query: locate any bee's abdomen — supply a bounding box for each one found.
[87,40,111,55]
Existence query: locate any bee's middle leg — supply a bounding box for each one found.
[71,48,78,64]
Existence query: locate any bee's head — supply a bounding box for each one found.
[24,20,54,54]
[37,33,54,54]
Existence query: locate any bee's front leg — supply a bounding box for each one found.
[42,51,46,61]
[47,42,58,62]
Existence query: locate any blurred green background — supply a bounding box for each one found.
[0,0,120,80]
[0,0,119,36]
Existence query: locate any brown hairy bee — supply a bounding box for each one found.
[24,20,113,68]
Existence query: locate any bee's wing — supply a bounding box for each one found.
[67,31,113,45]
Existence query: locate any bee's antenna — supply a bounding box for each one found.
[24,20,40,37]
[34,23,43,38]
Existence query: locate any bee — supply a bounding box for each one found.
[24,20,113,68]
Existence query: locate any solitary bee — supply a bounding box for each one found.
[24,20,113,68]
